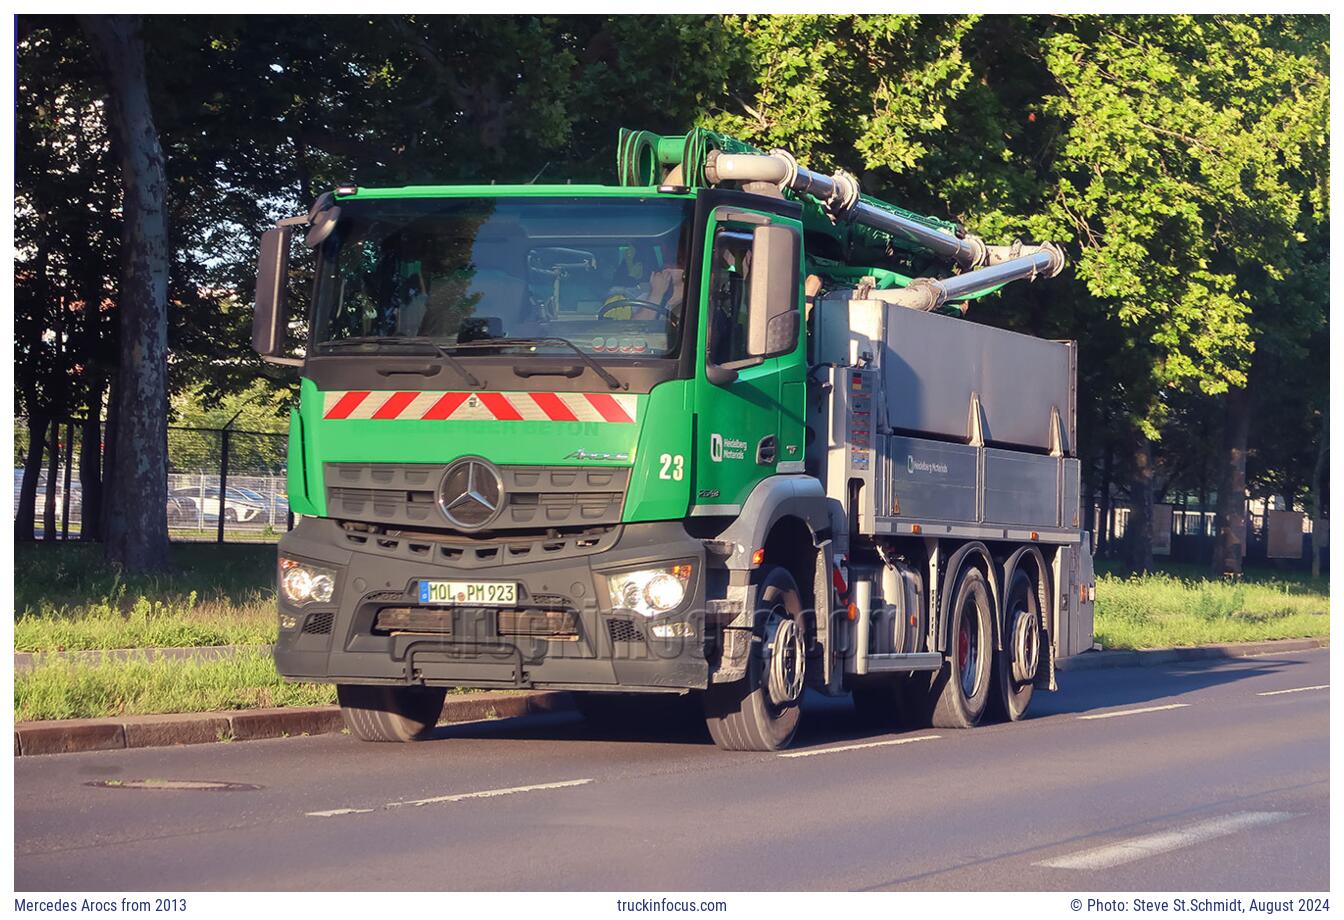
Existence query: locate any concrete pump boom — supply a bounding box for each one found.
[705,148,1065,308]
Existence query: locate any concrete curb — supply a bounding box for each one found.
[14,690,573,757]
[1057,637,1329,672]
[12,638,1328,755]
[15,644,270,673]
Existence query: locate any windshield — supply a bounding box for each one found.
[312,197,693,357]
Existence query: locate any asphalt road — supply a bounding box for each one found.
[14,648,1329,891]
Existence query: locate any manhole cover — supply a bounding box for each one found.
[86,779,262,792]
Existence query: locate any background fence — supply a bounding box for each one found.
[14,418,293,543]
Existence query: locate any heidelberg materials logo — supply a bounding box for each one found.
[907,454,949,476]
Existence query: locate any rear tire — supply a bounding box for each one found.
[337,684,446,742]
[992,569,1040,722]
[929,567,994,729]
[703,567,806,751]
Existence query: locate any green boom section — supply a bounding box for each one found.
[616,127,961,269]
[288,376,693,523]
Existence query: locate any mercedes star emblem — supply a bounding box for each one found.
[438,458,504,530]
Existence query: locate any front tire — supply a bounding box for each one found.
[929,566,994,729]
[337,684,446,742]
[703,566,807,751]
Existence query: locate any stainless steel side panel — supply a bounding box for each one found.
[880,305,1075,453]
[982,448,1060,527]
[885,436,978,523]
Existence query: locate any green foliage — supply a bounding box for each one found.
[15,649,335,721]
[1094,566,1329,649]
[13,543,276,651]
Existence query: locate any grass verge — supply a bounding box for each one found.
[14,649,336,722]
[1094,566,1329,649]
[15,542,276,652]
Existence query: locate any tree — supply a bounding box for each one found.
[80,14,171,572]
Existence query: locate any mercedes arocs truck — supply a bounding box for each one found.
[252,128,1096,752]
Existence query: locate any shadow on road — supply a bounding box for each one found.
[420,653,1317,751]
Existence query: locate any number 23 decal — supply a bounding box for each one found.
[658,454,685,481]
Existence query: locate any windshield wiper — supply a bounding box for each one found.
[319,336,483,389]
[451,337,626,391]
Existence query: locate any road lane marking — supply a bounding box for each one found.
[1035,811,1296,870]
[306,807,375,818]
[1078,703,1189,720]
[1257,684,1328,696]
[779,735,941,759]
[305,778,593,817]
[388,778,593,809]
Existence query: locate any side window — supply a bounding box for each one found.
[707,228,754,366]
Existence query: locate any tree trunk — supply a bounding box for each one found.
[1310,407,1328,578]
[1124,432,1155,574]
[15,415,49,543]
[43,422,60,541]
[80,381,106,542]
[80,15,171,572]
[1211,386,1251,576]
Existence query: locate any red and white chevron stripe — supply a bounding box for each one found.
[321,390,638,424]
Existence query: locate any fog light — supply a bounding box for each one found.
[651,622,696,639]
[279,613,299,631]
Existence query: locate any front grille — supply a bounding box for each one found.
[607,618,644,644]
[326,463,630,531]
[340,522,621,568]
[302,611,334,635]
[373,606,453,635]
[372,604,579,640]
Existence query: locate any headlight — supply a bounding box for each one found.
[279,557,337,606]
[605,563,693,618]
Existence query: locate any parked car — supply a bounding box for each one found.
[167,486,266,524]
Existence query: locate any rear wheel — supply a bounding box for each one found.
[703,567,807,751]
[337,684,446,742]
[992,569,1040,722]
[929,566,994,729]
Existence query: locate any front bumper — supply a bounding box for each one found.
[273,517,712,691]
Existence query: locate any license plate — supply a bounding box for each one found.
[418,580,518,606]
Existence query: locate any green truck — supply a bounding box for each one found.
[252,128,1095,752]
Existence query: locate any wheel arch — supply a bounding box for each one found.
[1002,544,1051,649]
[936,541,1001,654]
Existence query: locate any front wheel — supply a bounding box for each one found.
[337,684,446,742]
[929,567,994,729]
[703,566,807,751]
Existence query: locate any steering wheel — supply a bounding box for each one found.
[597,298,675,322]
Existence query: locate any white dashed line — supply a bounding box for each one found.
[778,735,942,758]
[1077,703,1190,721]
[306,778,593,817]
[305,807,375,818]
[1036,811,1297,870]
[1257,684,1328,696]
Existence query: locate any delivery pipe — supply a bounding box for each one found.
[880,242,1066,312]
[708,150,988,268]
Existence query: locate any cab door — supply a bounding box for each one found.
[690,208,805,516]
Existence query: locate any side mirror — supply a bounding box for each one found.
[252,225,292,359]
[747,224,801,358]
